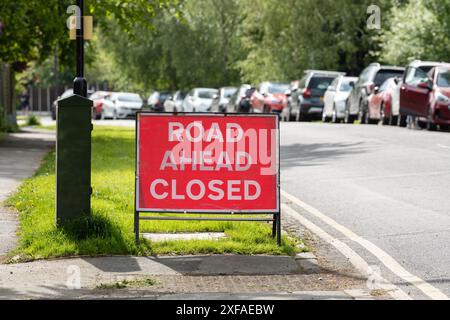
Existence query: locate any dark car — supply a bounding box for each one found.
[147,91,172,112]
[288,70,345,121]
[345,63,405,124]
[226,84,251,113]
[237,87,256,113]
[398,60,446,127]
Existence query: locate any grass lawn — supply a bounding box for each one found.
[5,126,301,262]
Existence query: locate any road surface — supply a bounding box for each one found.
[280,122,450,299]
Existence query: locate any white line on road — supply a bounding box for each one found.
[437,144,450,149]
[282,204,410,300]
[281,189,449,300]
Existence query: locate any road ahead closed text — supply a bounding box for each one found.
[137,114,279,213]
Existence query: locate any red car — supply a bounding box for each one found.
[417,66,450,130]
[89,91,111,120]
[366,77,400,125]
[250,82,289,113]
[398,60,444,127]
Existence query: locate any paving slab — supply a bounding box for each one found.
[142,232,226,242]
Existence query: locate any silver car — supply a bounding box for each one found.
[183,88,219,112]
[210,87,238,112]
[105,92,143,119]
[163,91,186,112]
[322,76,358,123]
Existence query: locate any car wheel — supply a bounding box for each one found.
[426,107,437,131]
[397,114,407,127]
[359,101,368,124]
[389,115,398,126]
[344,106,355,124]
[297,110,307,122]
[380,104,389,125]
[332,105,342,123]
[322,110,330,123]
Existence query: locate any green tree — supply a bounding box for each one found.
[0,0,175,130]
[378,0,448,65]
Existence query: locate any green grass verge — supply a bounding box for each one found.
[5,126,301,262]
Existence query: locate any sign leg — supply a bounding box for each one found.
[272,214,277,239]
[134,211,140,245]
[277,212,281,246]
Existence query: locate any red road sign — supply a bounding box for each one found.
[136,113,279,213]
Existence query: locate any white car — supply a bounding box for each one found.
[102,92,143,119]
[210,87,238,112]
[391,78,402,124]
[164,91,187,112]
[322,76,358,123]
[182,88,219,112]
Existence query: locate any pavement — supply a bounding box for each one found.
[0,255,375,300]
[0,128,55,261]
[280,122,450,299]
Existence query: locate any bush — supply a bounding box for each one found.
[26,115,41,126]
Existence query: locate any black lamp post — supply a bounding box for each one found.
[73,0,87,97]
[55,0,92,225]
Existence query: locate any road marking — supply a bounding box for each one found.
[282,204,410,300]
[281,189,449,300]
[437,144,450,149]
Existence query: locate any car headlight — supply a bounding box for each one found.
[436,92,450,104]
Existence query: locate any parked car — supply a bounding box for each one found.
[237,87,257,113]
[322,76,358,123]
[250,82,290,113]
[366,77,402,125]
[163,91,186,112]
[289,70,345,121]
[103,92,143,119]
[51,88,94,120]
[401,65,450,131]
[210,87,238,112]
[398,60,447,127]
[147,91,172,112]
[89,91,111,120]
[226,84,252,113]
[345,63,405,124]
[182,88,218,112]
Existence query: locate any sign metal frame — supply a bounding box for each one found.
[134,111,281,245]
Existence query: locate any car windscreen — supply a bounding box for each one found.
[176,92,187,100]
[198,90,217,99]
[308,77,335,93]
[268,83,289,94]
[223,88,237,98]
[437,70,450,88]
[340,81,354,92]
[374,70,404,86]
[118,94,142,103]
[159,92,171,101]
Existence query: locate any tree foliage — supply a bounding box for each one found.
[378,0,449,65]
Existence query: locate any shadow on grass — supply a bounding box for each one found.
[59,214,121,241]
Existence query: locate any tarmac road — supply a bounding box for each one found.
[280,122,450,299]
